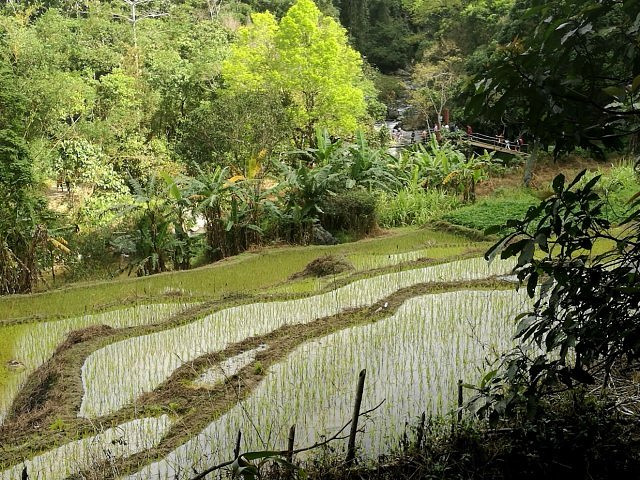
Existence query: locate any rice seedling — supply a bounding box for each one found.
[193,345,269,389]
[79,257,514,419]
[0,303,192,425]
[0,415,172,480]
[126,289,531,479]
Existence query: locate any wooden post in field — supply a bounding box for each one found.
[286,424,296,463]
[457,379,463,423]
[416,411,426,449]
[346,369,366,466]
[234,430,242,458]
[286,424,296,479]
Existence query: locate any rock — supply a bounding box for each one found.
[7,360,25,370]
[312,224,338,245]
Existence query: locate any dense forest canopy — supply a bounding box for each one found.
[0,0,638,294]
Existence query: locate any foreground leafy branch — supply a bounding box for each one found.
[469,169,640,422]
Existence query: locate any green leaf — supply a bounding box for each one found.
[481,369,498,387]
[602,86,626,97]
[485,234,515,262]
[515,314,537,338]
[552,174,565,194]
[534,232,549,252]
[566,169,587,190]
[517,239,535,267]
[527,271,539,297]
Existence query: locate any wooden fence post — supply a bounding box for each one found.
[234,430,242,458]
[286,424,296,463]
[457,379,463,423]
[286,424,296,479]
[346,369,366,466]
[416,411,426,449]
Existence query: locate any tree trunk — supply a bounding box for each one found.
[523,140,539,187]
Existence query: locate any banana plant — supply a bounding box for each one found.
[111,173,179,276]
[276,159,339,243]
[186,165,234,261]
[336,130,401,192]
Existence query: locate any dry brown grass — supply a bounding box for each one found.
[476,155,608,197]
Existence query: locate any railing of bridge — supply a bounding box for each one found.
[388,129,528,154]
[467,132,528,153]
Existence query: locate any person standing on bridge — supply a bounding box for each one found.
[466,125,472,136]
[434,124,442,142]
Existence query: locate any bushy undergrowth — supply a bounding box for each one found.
[256,390,640,480]
[376,189,460,228]
[63,228,120,282]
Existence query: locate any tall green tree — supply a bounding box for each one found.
[466,0,640,157]
[337,0,369,50]
[0,64,49,294]
[223,0,373,147]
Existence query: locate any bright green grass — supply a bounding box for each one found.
[443,194,539,234]
[0,227,475,322]
[0,324,28,394]
[443,164,639,234]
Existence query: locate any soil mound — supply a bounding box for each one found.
[291,255,354,279]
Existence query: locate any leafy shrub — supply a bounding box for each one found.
[376,189,460,228]
[320,190,377,236]
[471,170,640,423]
[64,227,119,281]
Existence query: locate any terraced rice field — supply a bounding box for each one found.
[79,257,510,419]
[128,290,530,479]
[0,416,172,480]
[0,239,527,480]
[0,303,194,425]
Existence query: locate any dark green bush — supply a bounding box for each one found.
[64,227,119,281]
[320,190,377,237]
